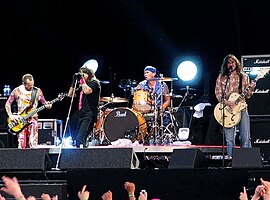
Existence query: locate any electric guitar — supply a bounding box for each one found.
[7,93,66,135]
[214,69,269,128]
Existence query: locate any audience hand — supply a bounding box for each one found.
[138,190,148,200]
[124,181,136,199]
[239,186,248,200]
[26,196,36,200]
[0,194,5,200]
[77,185,90,200]
[101,190,112,200]
[260,178,270,199]
[41,193,51,200]
[124,181,135,194]
[0,176,25,200]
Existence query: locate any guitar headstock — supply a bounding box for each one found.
[57,93,67,101]
[254,68,270,81]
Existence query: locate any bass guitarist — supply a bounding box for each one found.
[214,54,256,158]
[5,74,52,148]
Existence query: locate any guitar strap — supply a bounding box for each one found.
[30,87,38,107]
[238,74,243,94]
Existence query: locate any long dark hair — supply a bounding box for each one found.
[220,54,243,76]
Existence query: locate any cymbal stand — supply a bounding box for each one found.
[162,79,178,139]
[162,108,180,141]
[157,80,166,143]
[175,85,190,113]
[150,93,159,145]
[97,102,110,144]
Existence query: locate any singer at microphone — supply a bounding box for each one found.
[214,54,256,158]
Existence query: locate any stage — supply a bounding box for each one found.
[0,145,269,200]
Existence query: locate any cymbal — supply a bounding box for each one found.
[179,87,196,91]
[100,80,110,84]
[165,94,183,98]
[148,77,178,82]
[100,97,128,103]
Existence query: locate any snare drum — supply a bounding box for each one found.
[132,90,152,113]
[103,107,147,142]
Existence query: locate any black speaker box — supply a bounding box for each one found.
[168,148,208,169]
[250,117,270,161]
[0,148,52,170]
[246,75,270,115]
[0,131,8,148]
[232,148,262,168]
[0,97,8,129]
[59,148,140,169]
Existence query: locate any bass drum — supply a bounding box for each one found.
[103,108,147,142]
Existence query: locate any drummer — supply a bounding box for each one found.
[136,66,171,116]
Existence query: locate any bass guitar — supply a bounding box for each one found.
[214,69,269,128]
[7,93,66,135]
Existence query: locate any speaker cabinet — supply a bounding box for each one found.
[168,149,208,169]
[232,148,262,168]
[0,148,52,170]
[250,117,270,161]
[0,97,8,129]
[59,148,140,169]
[0,131,8,148]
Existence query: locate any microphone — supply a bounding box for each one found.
[228,67,233,76]
[74,72,82,76]
[155,71,161,78]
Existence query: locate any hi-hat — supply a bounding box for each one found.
[148,77,178,82]
[100,97,128,103]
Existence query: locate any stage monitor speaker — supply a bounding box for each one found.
[0,148,52,170]
[232,148,262,168]
[168,148,208,169]
[59,148,140,169]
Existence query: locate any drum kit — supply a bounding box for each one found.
[92,76,194,145]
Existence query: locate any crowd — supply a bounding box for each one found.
[0,176,149,200]
[239,178,270,200]
[2,173,270,199]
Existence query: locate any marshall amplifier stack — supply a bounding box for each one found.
[242,54,270,162]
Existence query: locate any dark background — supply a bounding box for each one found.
[1,0,270,122]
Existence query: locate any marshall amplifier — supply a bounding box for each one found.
[38,119,62,145]
[242,54,270,115]
[250,116,270,162]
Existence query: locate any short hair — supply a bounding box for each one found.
[22,74,34,83]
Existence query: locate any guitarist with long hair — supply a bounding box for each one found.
[5,74,52,148]
[214,54,256,158]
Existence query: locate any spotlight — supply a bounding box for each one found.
[82,59,98,73]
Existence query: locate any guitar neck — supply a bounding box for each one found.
[235,75,262,104]
[24,98,59,119]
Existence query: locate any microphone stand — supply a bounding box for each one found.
[221,74,231,168]
[53,78,78,170]
[175,85,190,113]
